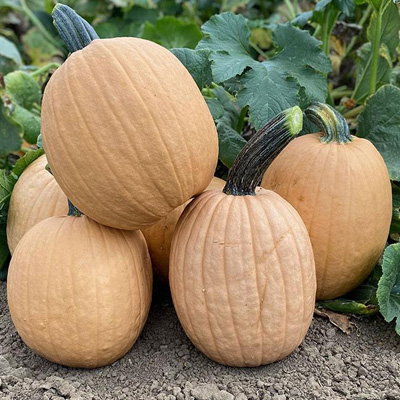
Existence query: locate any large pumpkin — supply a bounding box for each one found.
[142,177,225,282]
[262,103,392,300]
[8,210,152,368]
[41,5,218,230]
[170,107,316,367]
[7,154,67,254]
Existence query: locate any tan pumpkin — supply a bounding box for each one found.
[7,154,67,254]
[170,107,316,367]
[8,211,152,368]
[41,6,218,231]
[262,103,392,300]
[142,177,225,281]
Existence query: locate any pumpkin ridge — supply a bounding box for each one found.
[47,78,105,217]
[100,40,185,209]
[243,197,263,365]
[221,196,246,365]
[318,145,339,293]
[199,193,230,364]
[64,57,154,219]
[45,217,68,364]
[124,40,196,197]
[259,198,289,360]
[273,197,308,349]
[96,41,180,213]
[172,194,214,351]
[120,230,145,334]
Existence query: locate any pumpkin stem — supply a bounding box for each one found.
[223,106,303,196]
[305,103,352,144]
[68,199,83,217]
[52,3,99,53]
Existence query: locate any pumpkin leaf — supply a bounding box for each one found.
[0,103,22,157]
[171,48,212,89]
[141,17,203,49]
[196,13,331,128]
[11,148,44,177]
[0,36,22,74]
[217,122,247,168]
[377,243,400,335]
[358,85,400,181]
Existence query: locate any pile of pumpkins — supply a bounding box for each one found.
[6,4,392,369]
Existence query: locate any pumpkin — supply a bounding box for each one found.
[170,107,316,367]
[41,5,218,231]
[7,154,68,254]
[7,205,152,368]
[142,177,225,282]
[262,103,392,300]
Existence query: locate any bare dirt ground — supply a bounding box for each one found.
[0,281,399,400]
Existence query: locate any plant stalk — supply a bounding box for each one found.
[368,8,382,96]
[31,62,61,77]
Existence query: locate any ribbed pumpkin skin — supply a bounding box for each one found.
[170,189,316,367]
[7,155,67,254]
[262,134,392,300]
[142,177,225,281]
[41,38,218,230]
[8,216,152,368]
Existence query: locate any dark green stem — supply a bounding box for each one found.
[31,62,60,78]
[236,106,248,134]
[223,106,303,196]
[369,7,382,96]
[52,3,99,53]
[305,103,352,144]
[68,199,83,217]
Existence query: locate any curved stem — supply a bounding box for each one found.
[52,3,99,53]
[68,199,83,217]
[223,106,303,196]
[305,103,352,144]
[30,62,60,78]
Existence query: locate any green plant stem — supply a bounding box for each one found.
[331,90,353,99]
[344,4,373,58]
[259,0,268,18]
[283,0,296,20]
[343,105,364,119]
[313,24,321,38]
[369,8,382,96]
[249,40,268,59]
[19,0,62,50]
[236,106,248,134]
[293,0,299,15]
[321,9,339,56]
[31,62,61,78]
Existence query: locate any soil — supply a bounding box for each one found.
[0,281,399,400]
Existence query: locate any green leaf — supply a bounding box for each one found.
[377,243,400,334]
[9,105,41,144]
[0,36,22,74]
[95,20,143,38]
[141,17,202,49]
[206,97,225,120]
[333,0,356,15]
[358,85,400,181]
[367,0,400,55]
[197,13,257,83]
[22,27,62,66]
[391,66,400,88]
[353,42,392,102]
[217,122,247,168]
[237,64,300,130]
[171,48,212,89]
[264,24,331,105]
[4,71,41,110]
[0,103,22,157]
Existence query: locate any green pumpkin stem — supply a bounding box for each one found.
[52,3,99,53]
[68,199,83,217]
[223,106,303,196]
[305,103,352,144]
